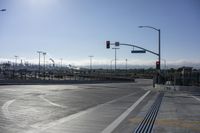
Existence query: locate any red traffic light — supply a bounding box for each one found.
[156,61,160,65]
[106,41,110,49]
[156,61,160,69]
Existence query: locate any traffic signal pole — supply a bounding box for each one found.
[106,41,161,84]
[138,26,161,84]
[158,29,161,83]
[106,41,159,57]
[112,48,119,71]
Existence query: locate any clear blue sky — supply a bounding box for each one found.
[0,0,200,67]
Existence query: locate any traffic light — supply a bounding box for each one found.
[106,41,110,49]
[156,61,160,69]
[0,9,6,11]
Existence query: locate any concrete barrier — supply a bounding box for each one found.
[0,79,134,85]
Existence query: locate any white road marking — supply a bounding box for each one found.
[191,96,200,102]
[101,90,151,133]
[39,95,67,108]
[2,99,39,128]
[2,99,26,127]
[28,91,142,133]
[2,99,16,120]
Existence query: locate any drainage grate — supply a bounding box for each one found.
[133,92,164,133]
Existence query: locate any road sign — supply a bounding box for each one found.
[115,42,120,46]
[131,50,146,53]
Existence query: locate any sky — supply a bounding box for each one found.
[0,0,200,68]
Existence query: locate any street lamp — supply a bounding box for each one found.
[89,56,94,70]
[49,58,55,67]
[139,25,161,83]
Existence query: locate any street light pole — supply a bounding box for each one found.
[43,52,46,71]
[49,58,55,80]
[14,55,18,65]
[49,58,55,67]
[112,48,119,71]
[60,58,63,68]
[14,56,18,70]
[43,52,46,79]
[89,56,94,70]
[37,51,42,74]
[139,26,161,83]
[110,59,115,70]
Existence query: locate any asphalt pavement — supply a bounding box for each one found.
[0,79,199,133]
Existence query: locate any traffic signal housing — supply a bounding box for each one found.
[156,61,160,69]
[106,41,110,49]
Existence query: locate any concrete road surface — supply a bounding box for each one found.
[0,79,200,133]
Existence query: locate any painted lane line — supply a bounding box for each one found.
[39,95,67,109]
[2,99,26,128]
[191,96,200,102]
[2,99,39,128]
[28,91,141,133]
[101,90,151,133]
[2,99,16,120]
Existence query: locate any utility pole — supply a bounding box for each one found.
[112,48,119,71]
